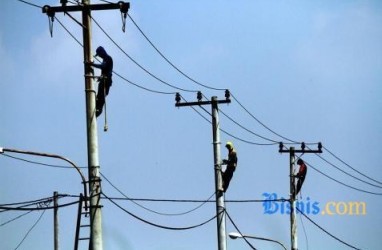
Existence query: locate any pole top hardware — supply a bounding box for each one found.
[279,142,323,154]
[175,90,231,107]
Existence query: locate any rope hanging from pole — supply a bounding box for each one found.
[103,80,108,132]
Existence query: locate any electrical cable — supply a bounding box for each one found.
[91,16,199,93]
[305,161,382,196]
[298,212,309,250]
[55,12,178,95]
[225,210,257,250]
[55,16,83,47]
[195,101,279,146]
[231,93,300,144]
[127,13,226,92]
[16,0,41,8]
[323,146,382,186]
[0,194,66,207]
[102,191,220,231]
[100,172,216,216]
[14,207,48,250]
[296,207,361,250]
[307,146,382,189]
[0,200,80,211]
[1,153,86,169]
[281,145,382,195]
[0,211,33,227]
[220,109,279,143]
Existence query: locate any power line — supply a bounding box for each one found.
[0,200,80,211]
[306,161,382,196]
[0,211,33,227]
[14,207,48,250]
[54,11,178,95]
[296,207,361,250]
[323,145,382,186]
[231,93,300,144]
[220,109,279,143]
[225,210,257,250]
[91,16,199,93]
[309,146,382,189]
[102,191,220,231]
[127,13,226,92]
[101,172,216,216]
[184,96,278,146]
[17,0,41,8]
[1,153,86,169]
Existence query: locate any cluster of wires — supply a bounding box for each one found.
[12,1,381,249]
[0,194,79,250]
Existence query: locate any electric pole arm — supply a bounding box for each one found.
[42,2,130,15]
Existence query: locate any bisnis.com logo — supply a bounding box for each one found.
[262,193,366,216]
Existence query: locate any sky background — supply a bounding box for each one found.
[1,0,382,249]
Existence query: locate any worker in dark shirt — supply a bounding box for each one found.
[221,141,238,192]
[87,46,113,117]
[294,158,307,197]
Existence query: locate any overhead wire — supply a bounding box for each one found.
[14,205,49,250]
[127,13,226,92]
[1,153,86,169]
[127,12,307,144]
[16,0,41,8]
[280,145,382,195]
[91,16,199,93]
[177,94,275,146]
[305,161,382,196]
[101,172,216,216]
[307,146,382,189]
[299,212,309,250]
[225,210,257,250]
[219,109,279,143]
[55,11,177,95]
[0,200,80,211]
[0,211,33,227]
[323,145,382,186]
[296,207,361,250]
[102,191,220,231]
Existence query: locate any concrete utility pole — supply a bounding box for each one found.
[54,191,59,250]
[41,2,129,250]
[175,91,231,250]
[279,142,322,250]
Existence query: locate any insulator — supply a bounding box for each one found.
[119,1,130,14]
[225,89,231,100]
[301,142,306,151]
[318,142,322,151]
[279,142,284,152]
[197,91,202,101]
[175,93,181,103]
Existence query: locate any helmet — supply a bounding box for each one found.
[225,141,233,149]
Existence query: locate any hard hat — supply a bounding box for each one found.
[225,141,233,149]
[297,159,304,165]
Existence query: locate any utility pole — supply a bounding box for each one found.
[54,191,59,250]
[279,142,322,250]
[42,2,130,250]
[175,91,231,250]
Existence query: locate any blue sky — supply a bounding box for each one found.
[1,0,381,249]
